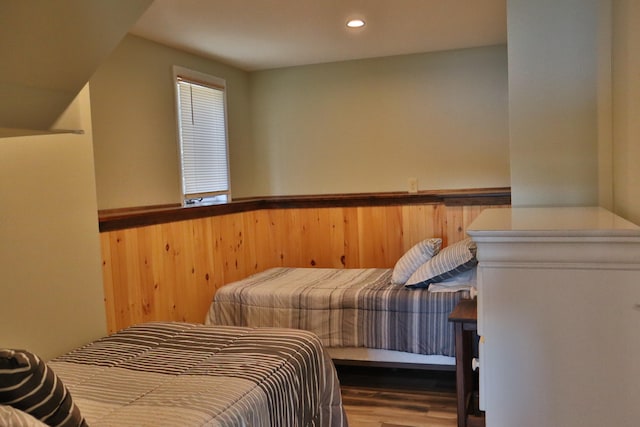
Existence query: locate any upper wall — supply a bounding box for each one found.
[507,0,603,206]
[87,2,639,221]
[0,86,106,360]
[250,45,510,196]
[90,35,252,210]
[612,0,640,225]
[91,39,509,210]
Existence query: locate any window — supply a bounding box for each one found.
[174,66,231,205]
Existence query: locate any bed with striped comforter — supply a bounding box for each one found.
[206,267,470,358]
[48,322,347,427]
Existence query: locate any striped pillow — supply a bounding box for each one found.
[0,349,87,427]
[405,237,478,288]
[391,238,442,284]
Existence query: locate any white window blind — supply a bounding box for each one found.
[176,72,230,203]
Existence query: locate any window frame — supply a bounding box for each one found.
[172,65,231,206]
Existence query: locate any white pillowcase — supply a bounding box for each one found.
[405,237,478,288]
[428,267,477,293]
[391,238,442,284]
[0,405,48,427]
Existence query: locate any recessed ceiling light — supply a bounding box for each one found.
[346,19,366,29]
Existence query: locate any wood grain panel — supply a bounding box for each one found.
[401,204,444,250]
[100,231,116,334]
[343,207,361,268]
[356,206,404,268]
[214,212,248,283]
[100,202,509,333]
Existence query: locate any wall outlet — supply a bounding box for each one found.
[408,177,418,193]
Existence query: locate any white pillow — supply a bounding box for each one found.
[0,405,48,427]
[428,267,477,293]
[391,238,442,284]
[405,237,478,288]
[438,266,476,285]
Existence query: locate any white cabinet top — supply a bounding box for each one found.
[467,207,640,266]
[467,207,640,238]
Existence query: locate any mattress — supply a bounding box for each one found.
[48,322,347,427]
[206,267,470,358]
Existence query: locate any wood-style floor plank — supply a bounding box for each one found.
[337,366,458,427]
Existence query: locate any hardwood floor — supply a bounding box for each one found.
[336,365,458,427]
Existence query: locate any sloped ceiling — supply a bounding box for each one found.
[0,0,152,138]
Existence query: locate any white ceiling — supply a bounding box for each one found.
[130,0,507,71]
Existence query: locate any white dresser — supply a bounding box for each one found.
[467,207,640,427]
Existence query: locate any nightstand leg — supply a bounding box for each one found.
[455,323,474,427]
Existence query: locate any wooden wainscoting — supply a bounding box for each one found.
[99,192,509,333]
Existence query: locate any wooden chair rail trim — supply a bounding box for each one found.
[98,187,511,232]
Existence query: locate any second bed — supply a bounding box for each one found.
[205,266,474,368]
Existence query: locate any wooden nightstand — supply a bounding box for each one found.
[448,298,484,427]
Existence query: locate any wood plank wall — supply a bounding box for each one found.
[100,202,508,334]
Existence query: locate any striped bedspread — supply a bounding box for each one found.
[206,268,469,357]
[48,322,347,427]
